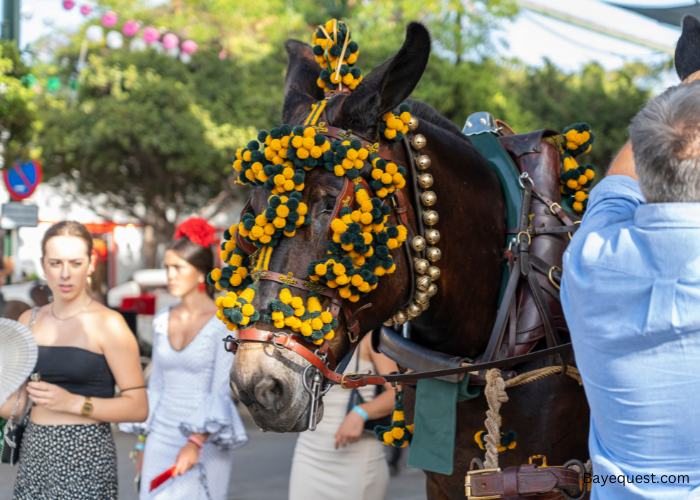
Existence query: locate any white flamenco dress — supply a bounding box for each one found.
[120,307,248,499]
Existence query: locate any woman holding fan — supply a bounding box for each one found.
[120,217,248,499]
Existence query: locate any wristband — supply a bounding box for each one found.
[137,434,147,442]
[135,442,145,451]
[188,436,204,449]
[351,405,368,421]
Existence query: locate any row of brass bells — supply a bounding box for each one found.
[407,116,419,131]
[418,173,433,188]
[414,290,430,304]
[393,310,408,325]
[411,134,427,150]
[420,191,437,207]
[427,265,441,281]
[406,302,422,318]
[428,283,438,297]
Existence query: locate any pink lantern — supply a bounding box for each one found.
[101,11,118,28]
[143,27,160,44]
[79,4,91,16]
[218,49,226,60]
[162,33,179,50]
[123,20,139,37]
[62,0,75,10]
[181,40,198,55]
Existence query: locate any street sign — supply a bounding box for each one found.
[3,160,42,201]
[1,202,39,229]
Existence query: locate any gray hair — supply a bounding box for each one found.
[631,80,700,203]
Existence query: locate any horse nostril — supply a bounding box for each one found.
[237,389,256,407]
[254,376,287,410]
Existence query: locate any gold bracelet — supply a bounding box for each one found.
[80,397,93,416]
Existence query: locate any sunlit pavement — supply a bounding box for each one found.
[0,404,427,500]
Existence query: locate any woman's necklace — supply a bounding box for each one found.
[51,298,93,321]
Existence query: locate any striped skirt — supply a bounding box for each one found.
[12,421,118,500]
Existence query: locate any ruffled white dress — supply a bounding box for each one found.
[120,307,248,500]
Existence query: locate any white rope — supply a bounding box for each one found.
[483,369,508,469]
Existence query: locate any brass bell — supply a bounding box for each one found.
[420,191,437,207]
[411,134,427,150]
[407,116,419,131]
[428,283,438,297]
[414,291,430,304]
[427,265,441,281]
[416,275,431,291]
[414,259,430,274]
[426,247,442,263]
[425,229,440,245]
[420,301,430,311]
[394,310,408,324]
[418,173,433,189]
[407,303,422,318]
[384,318,394,327]
[411,236,426,252]
[416,155,431,170]
[423,210,439,226]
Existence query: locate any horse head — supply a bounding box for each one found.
[229,23,433,432]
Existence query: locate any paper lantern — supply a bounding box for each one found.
[101,11,118,28]
[62,0,75,10]
[123,20,139,37]
[106,30,124,49]
[181,40,197,55]
[129,37,147,52]
[143,27,160,44]
[20,6,33,20]
[180,52,192,64]
[80,4,91,16]
[85,25,104,43]
[162,33,179,50]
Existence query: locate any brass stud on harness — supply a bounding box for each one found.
[416,275,431,291]
[416,155,431,170]
[411,235,427,252]
[411,134,427,149]
[426,265,441,281]
[428,283,438,297]
[423,210,439,225]
[418,173,433,188]
[414,258,430,274]
[425,229,440,245]
[407,116,419,131]
[420,191,437,207]
[426,247,442,262]
[414,290,430,304]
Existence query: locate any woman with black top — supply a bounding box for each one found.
[0,221,148,499]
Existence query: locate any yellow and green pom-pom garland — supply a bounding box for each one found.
[214,284,260,332]
[380,102,412,142]
[312,20,362,92]
[547,122,596,214]
[375,389,414,447]
[263,287,338,345]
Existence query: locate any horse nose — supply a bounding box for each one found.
[253,373,289,410]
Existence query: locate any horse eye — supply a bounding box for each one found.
[320,200,335,214]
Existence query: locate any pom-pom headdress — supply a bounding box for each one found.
[174,217,216,248]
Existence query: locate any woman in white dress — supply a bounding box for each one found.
[289,333,398,500]
[120,218,248,499]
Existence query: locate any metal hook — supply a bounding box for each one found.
[518,172,535,189]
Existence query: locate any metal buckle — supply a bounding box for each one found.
[465,468,501,499]
[517,231,531,246]
[271,332,290,349]
[222,335,238,353]
[567,220,582,240]
[340,372,357,389]
[529,454,547,466]
[549,202,562,216]
[548,266,561,291]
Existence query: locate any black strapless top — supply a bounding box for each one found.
[35,346,116,398]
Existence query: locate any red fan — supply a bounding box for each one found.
[149,466,175,492]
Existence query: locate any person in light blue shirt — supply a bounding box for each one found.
[562,80,700,499]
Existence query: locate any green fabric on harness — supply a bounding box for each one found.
[407,372,480,475]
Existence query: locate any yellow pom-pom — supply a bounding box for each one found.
[301,322,313,336]
[566,179,578,189]
[391,427,404,440]
[311,318,324,330]
[383,431,394,444]
[280,289,293,305]
[573,201,583,212]
[393,410,404,421]
[574,191,587,202]
[384,128,397,140]
[358,148,368,160]
[296,148,309,160]
[320,311,333,323]
[229,274,242,287]
[406,424,414,434]
[241,304,255,316]
[400,111,411,124]
[211,268,222,281]
[222,297,236,308]
[334,165,345,177]
[312,338,324,345]
[331,219,348,234]
[578,175,587,185]
[585,169,595,180]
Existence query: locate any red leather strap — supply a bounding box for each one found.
[235,329,386,388]
[393,189,409,227]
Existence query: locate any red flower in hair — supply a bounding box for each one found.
[174,217,216,248]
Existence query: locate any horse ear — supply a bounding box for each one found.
[341,22,431,130]
[283,40,324,123]
[676,15,700,81]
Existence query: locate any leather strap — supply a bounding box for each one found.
[252,270,334,298]
[467,465,581,497]
[506,225,580,236]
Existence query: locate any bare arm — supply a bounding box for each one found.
[607,142,637,180]
[26,311,148,423]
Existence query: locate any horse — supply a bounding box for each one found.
[229,22,590,500]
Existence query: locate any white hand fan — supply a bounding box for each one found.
[0,318,38,407]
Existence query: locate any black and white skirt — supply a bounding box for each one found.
[12,421,118,500]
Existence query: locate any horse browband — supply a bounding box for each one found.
[233,93,418,373]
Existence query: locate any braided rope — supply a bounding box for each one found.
[505,365,582,388]
[483,369,508,469]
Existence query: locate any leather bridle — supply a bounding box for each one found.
[224,93,420,388]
